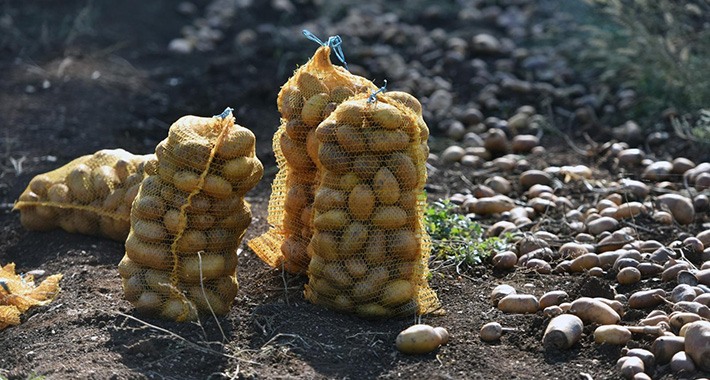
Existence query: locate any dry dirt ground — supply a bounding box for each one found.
[0,1,708,379]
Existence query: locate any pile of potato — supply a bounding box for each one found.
[303,92,438,318]
[118,110,263,321]
[14,149,153,241]
[249,44,376,274]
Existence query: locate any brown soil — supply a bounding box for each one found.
[1,1,708,380]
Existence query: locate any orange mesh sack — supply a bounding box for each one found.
[248,42,376,274]
[1,262,62,330]
[303,91,439,318]
[118,109,263,321]
[13,149,153,241]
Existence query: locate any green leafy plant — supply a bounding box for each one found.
[580,0,709,122]
[672,109,710,146]
[424,200,512,268]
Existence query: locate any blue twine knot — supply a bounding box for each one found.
[368,80,388,103]
[217,107,234,119]
[302,29,349,70]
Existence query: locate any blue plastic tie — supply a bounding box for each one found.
[368,80,388,103]
[302,29,349,70]
[217,107,234,119]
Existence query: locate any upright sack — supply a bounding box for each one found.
[118,109,263,321]
[14,149,152,241]
[304,91,439,318]
[249,41,376,274]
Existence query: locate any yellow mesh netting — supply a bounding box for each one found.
[118,109,263,321]
[302,91,439,318]
[13,149,153,241]
[0,263,62,330]
[248,44,377,274]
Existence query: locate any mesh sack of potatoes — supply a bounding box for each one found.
[248,41,377,274]
[118,109,263,321]
[13,149,153,241]
[303,91,439,318]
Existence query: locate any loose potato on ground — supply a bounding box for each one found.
[396,324,442,354]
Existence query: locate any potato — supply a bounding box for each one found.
[313,209,349,230]
[387,153,418,190]
[490,284,516,306]
[222,157,256,182]
[284,118,309,142]
[140,270,172,295]
[296,72,329,99]
[348,184,375,220]
[187,287,230,316]
[173,170,200,193]
[480,322,503,342]
[302,93,330,126]
[373,167,401,205]
[594,325,632,345]
[278,85,304,118]
[134,291,162,311]
[543,314,583,350]
[387,91,422,115]
[492,251,517,270]
[125,234,170,270]
[372,206,408,229]
[388,229,418,260]
[684,320,710,371]
[351,267,389,301]
[339,222,369,255]
[652,336,686,364]
[175,229,208,252]
[669,312,701,331]
[619,356,645,379]
[133,219,168,242]
[569,253,601,272]
[179,254,225,282]
[28,174,52,197]
[629,289,667,309]
[569,297,620,325]
[132,195,165,220]
[315,120,338,143]
[336,123,366,153]
[160,298,195,321]
[47,183,72,203]
[337,172,360,192]
[395,324,441,354]
[321,262,352,288]
[171,140,211,171]
[344,257,368,278]
[103,188,127,211]
[617,266,642,285]
[381,279,414,306]
[539,290,568,309]
[370,102,404,130]
[362,230,387,264]
[319,142,351,174]
[334,100,364,123]
[280,132,314,170]
[313,187,346,211]
[309,231,338,261]
[202,174,232,199]
[217,126,255,159]
[66,163,95,203]
[91,165,120,197]
[367,130,410,152]
[498,294,539,314]
[351,153,380,179]
[434,327,450,345]
[122,276,142,302]
[355,303,390,318]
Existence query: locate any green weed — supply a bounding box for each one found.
[424,199,512,267]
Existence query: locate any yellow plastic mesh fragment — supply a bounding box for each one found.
[13,149,153,241]
[118,109,263,321]
[248,44,377,274]
[0,263,62,330]
[303,91,439,318]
